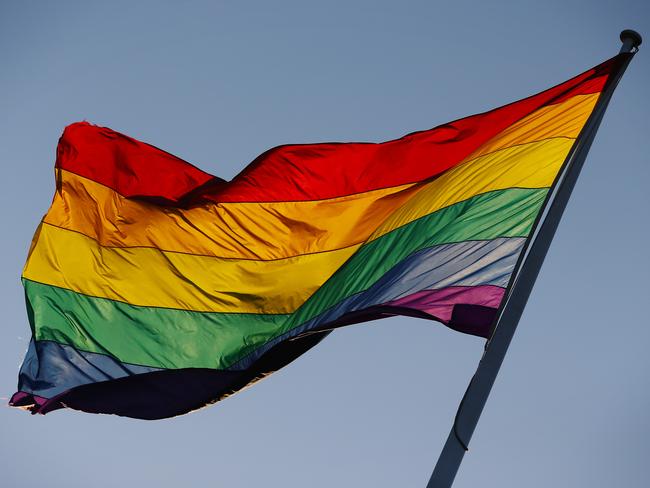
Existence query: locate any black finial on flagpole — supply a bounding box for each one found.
[620,29,642,53]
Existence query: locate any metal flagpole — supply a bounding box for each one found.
[426,29,642,488]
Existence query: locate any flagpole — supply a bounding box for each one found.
[426,30,641,488]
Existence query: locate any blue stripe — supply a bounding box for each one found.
[229,236,523,370]
[18,339,160,399]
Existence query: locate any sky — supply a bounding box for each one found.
[0,1,648,487]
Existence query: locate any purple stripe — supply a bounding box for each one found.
[9,391,49,411]
[384,285,505,323]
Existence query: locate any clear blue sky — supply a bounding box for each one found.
[1,1,648,486]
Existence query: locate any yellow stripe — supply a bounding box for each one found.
[23,223,359,314]
[44,94,595,261]
[369,136,574,240]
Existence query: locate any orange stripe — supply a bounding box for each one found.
[46,171,421,260]
[469,93,598,160]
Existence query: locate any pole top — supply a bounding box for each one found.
[620,29,642,52]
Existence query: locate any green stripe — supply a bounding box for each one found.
[25,281,289,370]
[26,187,547,369]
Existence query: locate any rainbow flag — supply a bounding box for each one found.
[11,54,625,419]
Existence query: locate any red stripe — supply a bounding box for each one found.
[56,123,217,204]
[56,56,621,204]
